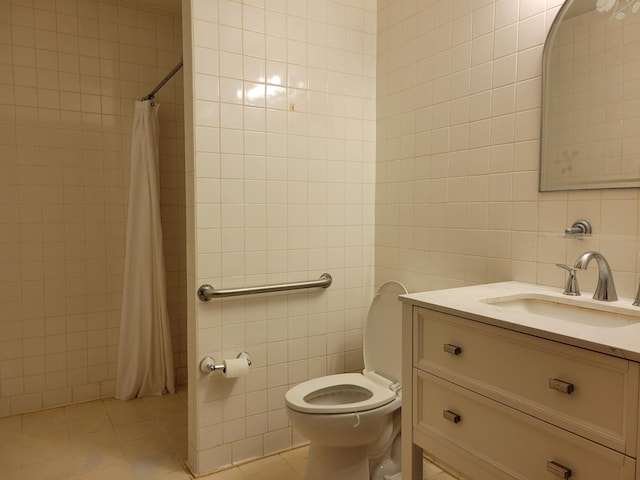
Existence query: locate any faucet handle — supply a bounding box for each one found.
[556,264,581,296]
[634,279,640,307]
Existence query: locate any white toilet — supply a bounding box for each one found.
[285,281,408,480]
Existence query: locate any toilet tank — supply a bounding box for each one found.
[363,281,408,385]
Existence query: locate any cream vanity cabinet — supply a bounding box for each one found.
[400,299,640,480]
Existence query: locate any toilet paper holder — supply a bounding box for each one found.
[200,351,252,374]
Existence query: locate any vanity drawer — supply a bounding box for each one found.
[414,370,636,480]
[414,308,639,455]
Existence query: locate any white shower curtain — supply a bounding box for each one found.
[116,100,175,400]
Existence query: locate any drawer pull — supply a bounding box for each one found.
[443,409,461,424]
[547,460,572,478]
[443,343,462,355]
[549,378,574,394]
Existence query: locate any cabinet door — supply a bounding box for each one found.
[414,370,636,480]
[415,308,639,455]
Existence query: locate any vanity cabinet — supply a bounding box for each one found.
[401,303,640,480]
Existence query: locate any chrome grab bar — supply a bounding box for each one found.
[197,273,332,301]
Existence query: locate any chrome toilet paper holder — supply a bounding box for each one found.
[199,351,252,374]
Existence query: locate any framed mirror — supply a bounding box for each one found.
[540,0,640,191]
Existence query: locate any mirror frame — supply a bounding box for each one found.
[539,0,640,192]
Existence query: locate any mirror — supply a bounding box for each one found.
[540,0,640,191]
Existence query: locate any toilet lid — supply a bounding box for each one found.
[363,281,408,385]
[285,373,397,414]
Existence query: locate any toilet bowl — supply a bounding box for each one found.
[285,281,408,480]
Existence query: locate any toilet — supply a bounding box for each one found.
[285,281,408,480]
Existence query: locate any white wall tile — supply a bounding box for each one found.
[377,0,640,304]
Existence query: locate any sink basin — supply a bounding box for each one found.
[482,294,640,328]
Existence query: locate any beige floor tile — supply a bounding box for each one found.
[250,463,303,480]
[0,435,22,467]
[120,434,174,462]
[23,407,66,430]
[65,401,109,422]
[0,414,21,434]
[237,452,288,476]
[4,467,21,479]
[113,418,160,443]
[430,471,459,480]
[199,467,248,479]
[22,454,78,480]
[286,458,306,476]
[64,402,110,430]
[425,461,461,480]
[22,434,72,465]
[69,428,119,449]
[128,451,185,480]
[281,446,308,472]
[71,432,127,473]
[172,443,189,463]
[0,389,460,480]
[161,423,188,448]
[23,416,68,439]
[424,459,445,477]
[105,398,153,426]
[155,467,194,480]
[279,445,309,464]
[75,464,135,480]
[143,392,187,412]
[67,414,113,436]
[70,430,120,462]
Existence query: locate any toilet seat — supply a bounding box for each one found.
[285,373,398,414]
[286,281,408,416]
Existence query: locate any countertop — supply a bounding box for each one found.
[400,281,640,362]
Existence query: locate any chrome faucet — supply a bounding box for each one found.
[574,251,618,302]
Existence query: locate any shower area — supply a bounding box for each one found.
[0,0,187,415]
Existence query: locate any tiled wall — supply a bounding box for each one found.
[184,0,377,474]
[0,0,186,417]
[376,0,640,300]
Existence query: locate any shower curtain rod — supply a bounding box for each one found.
[141,57,183,101]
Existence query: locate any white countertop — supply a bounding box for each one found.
[400,281,640,362]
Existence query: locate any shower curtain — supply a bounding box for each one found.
[116,100,175,400]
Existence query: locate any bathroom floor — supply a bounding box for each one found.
[0,385,456,480]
